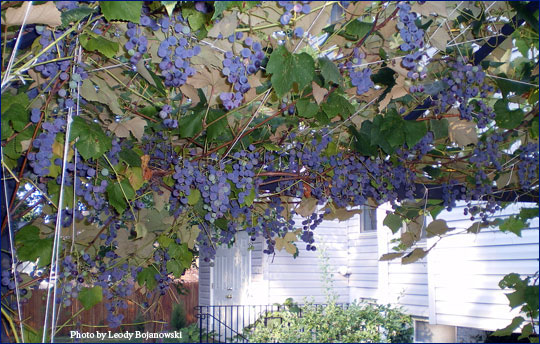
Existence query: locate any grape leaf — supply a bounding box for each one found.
[447,117,478,146]
[494,99,524,129]
[15,226,53,267]
[296,197,318,217]
[319,57,342,85]
[108,117,147,141]
[296,99,319,118]
[426,219,452,237]
[207,12,237,38]
[499,216,525,237]
[78,286,102,310]
[275,232,298,255]
[430,119,448,140]
[322,93,354,119]
[206,109,227,141]
[61,6,95,27]
[137,266,159,290]
[187,188,201,205]
[266,46,315,97]
[166,259,186,278]
[178,225,201,250]
[492,317,525,337]
[71,117,112,160]
[379,252,405,261]
[179,111,203,138]
[404,120,427,148]
[106,179,136,214]
[383,213,403,233]
[100,1,143,23]
[345,19,372,38]
[402,247,428,264]
[5,2,62,27]
[80,34,119,58]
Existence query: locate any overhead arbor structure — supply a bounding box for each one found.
[0,1,538,341]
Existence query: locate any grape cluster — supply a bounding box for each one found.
[396,2,425,79]
[139,13,200,88]
[517,143,539,190]
[277,1,312,25]
[220,38,265,110]
[28,117,65,176]
[343,48,374,95]
[434,59,496,128]
[125,22,149,65]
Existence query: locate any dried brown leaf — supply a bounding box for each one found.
[5,2,62,27]
[312,82,328,105]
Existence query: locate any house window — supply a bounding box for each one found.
[360,206,377,232]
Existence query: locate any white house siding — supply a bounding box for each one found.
[427,203,539,331]
[378,203,430,317]
[348,211,380,302]
[265,215,351,304]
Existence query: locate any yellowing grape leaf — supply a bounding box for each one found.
[186,66,229,106]
[296,197,318,217]
[275,232,298,255]
[178,224,201,250]
[323,207,363,221]
[5,2,62,27]
[402,247,429,264]
[108,117,147,141]
[411,2,448,18]
[207,11,238,38]
[448,117,478,146]
[429,27,450,51]
[312,82,328,105]
[379,252,405,261]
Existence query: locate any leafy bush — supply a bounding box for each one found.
[170,303,187,331]
[246,299,412,343]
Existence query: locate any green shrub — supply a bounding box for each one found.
[170,303,187,331]
[246,300,412,343]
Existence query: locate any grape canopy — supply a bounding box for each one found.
[0,1,538,341]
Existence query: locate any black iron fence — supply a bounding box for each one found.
[196,303,351,343]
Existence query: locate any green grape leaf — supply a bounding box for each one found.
[318,57,342,85]
[187,188,201,205]
[78,286,103,310]
[179,111,203,138]
[321,93,354,119]
[15,226,53,267]
[80,34,119,58]
[137,266,159,290]
[519,207,539,221]
[345,19,372,38]
[430,119,448,140]
[169,243,193,268]
[71,117,112,160]
[106,179,136,214]
[157,235,174,249]
[492,317,525,337]
[119,149,141,167]
[166,259,186,278]
[267,46,315,97]
[383,213,403,234]
[244,188,256,207]
[404,120,428,148]
[61,6,95,27]
[2,103,28,132]
[47,179,74,208]
[100,1,143,23]
[499,216,525,237]
[494,99,524,129]
[296,98,319,118]
[206,109,227,141]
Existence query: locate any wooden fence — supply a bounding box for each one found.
[19,281,198,337]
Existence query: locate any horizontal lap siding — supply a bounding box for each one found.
[378,203,429,317]
[429,203,539,331]
[349,212,380,302]
[266,215,351,304]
